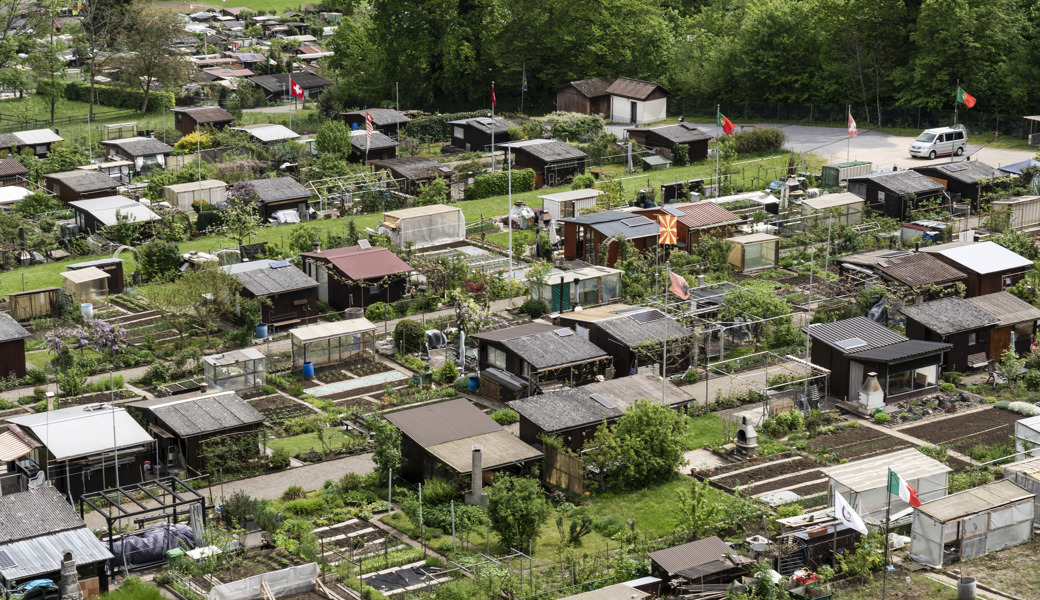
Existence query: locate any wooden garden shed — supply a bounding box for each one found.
[7,287,60,321]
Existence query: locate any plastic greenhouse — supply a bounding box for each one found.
[726,233,780,272]
[289,318,377,368]
[1003,455,1040,525]
[821,448,951,523]
[909,480,1034,568]
[379,204,465,249]
[203,348,266,392]
[1014,415,1040,460]
[533,266,623,312]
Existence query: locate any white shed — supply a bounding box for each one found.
[380,204,465,249]
[822,448,951,522]
[1014,415,1040,460]
[909,479,1034,568]
[539,188,603,221]
[1003,455,1040,525]
[801,192,864,226]
[163,179,227,211]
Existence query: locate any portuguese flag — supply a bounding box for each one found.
[717,110,735,135]
[957,87,976,108]
[888,468,921,507]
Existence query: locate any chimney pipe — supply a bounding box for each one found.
[915,241,920,252]
[312,233,320,253]
[465,445,487,506]
[697,274,705,287]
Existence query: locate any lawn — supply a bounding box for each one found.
[266,428,355,455]
[685,413,727,449]
[151,0,307,15]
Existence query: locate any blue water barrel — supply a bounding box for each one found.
[467,375,479,391]
[255,323,269,339]
[302,361,315,378]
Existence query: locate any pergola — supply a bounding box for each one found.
[290,318,377,368]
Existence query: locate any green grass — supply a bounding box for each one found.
[150,0,308,15]
[685,414,726,449]
[266,428,355,455]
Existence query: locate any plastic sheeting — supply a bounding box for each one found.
[382,206,465,249]
[910,499,1034,568]
[426,329,447,349]
[209,563,319,600]
[111,524,197,567]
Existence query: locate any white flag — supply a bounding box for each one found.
[834,492,868,535]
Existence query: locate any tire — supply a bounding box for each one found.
[956,146,964,156]
[928,151,936,159]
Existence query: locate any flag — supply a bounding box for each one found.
[522,68,527,92]
[289,77,304,100]
[491,83,497,108]
[957,87,976,108]
[848,111,858,137]
[365,111,374,151]
[669,271,690,300]
[658,214,678,245]
[834,491,868,535]
[717,110,734,135]
[888,468,921,507]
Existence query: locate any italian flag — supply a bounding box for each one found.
[888,468,921,507]
[957,87,976,108]
[717,110,735,135]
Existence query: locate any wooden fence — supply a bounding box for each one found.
[543,446,584,494]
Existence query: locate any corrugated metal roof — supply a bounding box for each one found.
[60,266,110,284]
[0,429,34,461]
[232,124,300,143]
[916,479,1033,523]
[931,241,1033,275]
[806,317,907,351]
[290,318,376,343]
[900,297,998,335]
[0,312,30,342]
[559,584,649,600]
[0,527,114,580]
[648,536,735,575]
[822,448,951,493]
[302,246,413,280]
[7,405,154,460]
[499,329,609,371]
[384,398,501,448]
[471,322,558,343]
[966,291,1040,327]
[604,76,665,101]
[13,129,63,145]
[225,259,317,296]
[846,340,952,363]
[801,192,864,211]
[426,430,543,473]
[44,170,119,193]
[130,391,265,437]
[0,487,93,543]
[873,252,967,287]
[669,200,742,230]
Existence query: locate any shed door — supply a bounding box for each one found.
[990,326,1011,360]
[630,101,638,124]
[848,360,864,403]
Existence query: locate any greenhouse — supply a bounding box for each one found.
[289,318,377,368]
[203,348,266,392]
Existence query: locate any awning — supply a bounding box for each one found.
[0,429,35,461]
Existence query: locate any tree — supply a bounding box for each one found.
[416,178,448,206]
[13,191,60,218]
[487,475,551,554]
[525,260,554,302]
[118,6,190,113]
[367,417,403,480]
[146,265,242,340]
[584,399,689,490]
[137,240,181,282]
[314,120,352,156]
[222,181,265,251]
[75,0,130,120]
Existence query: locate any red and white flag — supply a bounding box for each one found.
[848,111,858,137]
[289,78,304,101]
[669,271,690,300]
[365,111,374,151]
[491,83,497,108]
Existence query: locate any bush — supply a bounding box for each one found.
[393,319,426,354]
[404,111,487,142]
[571,174,595,190]
[365,302,393,322]
[490,409,519,425]
[519,299,549,319]
[731,127,786,154]
[141,363,171,386]
[421,477,457,505]
[465,169,536,200]
[873,412,891,424]
[25,368,47,385]
[1007,401,1040,416]
[683,370,700,384]
[63,80,174,114]
[436,360,459,384]
[283,496,327,516]
[282,485,307,500]
[672,143,689,166]
[269,448,291,470]
[340,472,365,491]
[1024,370,1040,392]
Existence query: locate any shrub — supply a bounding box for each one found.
[25,368,47,385]
[939,382,957,394]
[519,299,549,319]
[490,409,519,426]
[393,319,426,354]
[342,489,379,506]
[465,169,536,200]
[365,302,393,322]
[436,360,459,384]
[340,472,365,491]
[421,477,457,505]
[1007,401,1040,416]
[269,448,291,470]
[141,363,171,386]
[1024,370,1040,392]
[873,412,891,424]
[571,174,595,190]
[404,110,486,142]
[283,496,327,516]
[731,127,786,154]
[63,80,174,114]
[282,485,307,500]
[672,143,689,167]
[683,370,700,384]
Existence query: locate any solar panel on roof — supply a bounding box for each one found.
[630,310,665,323]
[357,239,372,249]
[663,206,684,216]
[835,337,868,350]
[880,251,909,258]
[942,163,969,172]
[621,217,646,227]
[590,393,616,409]
[269,260,291,268]
[554,328,575,337]
[0,551,16,569]
[907,171,923,178]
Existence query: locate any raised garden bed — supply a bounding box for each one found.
[247,394,320,424]
[713,457,818,488]
[343,359,392,377]
[900,407,1020,451]
[185,547,309,593]
[746,469,827,495]
[157,377,204,397]
[808,425,913,462]
[54,389,138,408]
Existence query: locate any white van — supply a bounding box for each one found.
[909,127,967,159]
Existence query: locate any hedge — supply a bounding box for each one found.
[63,81,175,114]
[404,110,487,142]
[465,168,535,200]
[731,128,786,154]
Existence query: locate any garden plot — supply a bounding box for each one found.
[364,562,450,596]
[184,547,312,593]
[900,407,1020,455]
[707,455,829,502]
[312,519,390,563]
[248,394,322,424]
[808,424,913,462]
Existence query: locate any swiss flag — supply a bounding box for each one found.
[289,78,304,101]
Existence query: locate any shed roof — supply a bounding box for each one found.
[384,398,502,447]
[563,76,615,99]
[165,179,227,193]
[0,487,87,543]
[14,129,63,145]
[503,139,588,163]
[595,310,693,347]
[471,322,558,342]
[130,391,265,437]
[727,233,780,244]
[247,72,331,92]
[172,106,236,124]
[0,312,30,342]
[232,123,300,143]
[662,200,742,230]
[916,479,1033,523]
[500,329,610,371]
[539,188,604,203]
[341,108,410,126]
[44,169,120,193]
[544,265,623,286]
[558,584,649,600]
[384,203,462,220]
[100,136,173,157]
[822,448,951,493]
[914,161,999,184]
[246,177,311,203]
[0,158,28,177]
[806,317,907,352]
[627,122,709,144]
[202,347,265,366]
[426,429,543,473]
[68,195,160,227]
[0,429,36,462]
[847,170,944,195]
[1003,454,1040,479]
[648,536,737,576]
[447,116,513,135]
[7,404,153,460]
[60,266,110,285]
[899,297,998,335]
[348,129,398,152]
[927,241,1033,275]
[605,76,666,100]
[371,157,453,180]
[845,340,952,363]
[562,210,660,240]
[873,252,967,287]
[225,259,317,296]
[801,192,864,211]
[966,291,1040,327]
[300,245,413,280]
[290,318,376,343]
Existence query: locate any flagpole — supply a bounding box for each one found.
[954,79,959,127]
[520,64,525,114]
[882,470,892,600]
[507,144,513,308]
[715,105,721,199]
[847,104,851,163]
[662,262,669,403]
[491,80,495,173]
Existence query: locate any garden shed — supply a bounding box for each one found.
[68,258,125,295]
[909,479,1034,568]
[625,123,710,162]
[289,318,377,368]
[726,233,779,272]
[162,179,227,211]
[224,260,318,327]
[341,108,410,137]
[43,170,119,203]
[171,106,236,136]
[203,348,266,391]
[921,241,1033,298]
[7,287,60,321]
[822,448,951,523]
[561,210,659,267]
[991,196,1040,230]
[846,171,945,220]
[99,137,173,174]
[539,188,603,221]
[912,161,998,209]
[68,196,160,235]
[648,536,751,583]
[0,313,30,379]
[637,200,742,249]
[504,139,588,188]
[532,265,623,312]
[300,245,413,309]
[800,192,864,226]
[447,116,513,151]
[379,204,465,249]
[558,584,648,600]
[60,266,110,305]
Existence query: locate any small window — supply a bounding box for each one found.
[369,285,380,294]
[292,299,309,306]
[488,346,506,369]
[968,332,977,346]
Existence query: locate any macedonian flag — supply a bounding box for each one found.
[658,214,678,246]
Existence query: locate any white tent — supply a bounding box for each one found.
[380,204,465,249]
[909,480,1034,568]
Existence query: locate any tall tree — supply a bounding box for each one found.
[118,5,188,113]
[487,475,551,553]
[75,0,130,120]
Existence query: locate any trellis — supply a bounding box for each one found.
[306,170,401,212]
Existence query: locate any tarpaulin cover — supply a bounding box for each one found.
[111,524,197,566]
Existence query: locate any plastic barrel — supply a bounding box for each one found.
[254,322,268,339]
[467,375,479,391]
[80,303,93,320]
[302,361,315,378]
[958,577,976,600]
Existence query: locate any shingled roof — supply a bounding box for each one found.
[873,252,967,287]
[101,136,173,157]
[900,297,999,335]
[44,170,120,193]
[848,171,944,195]
[130,391,265,437]
[504,139,587,163]
[246,177,312,203]
[225,259,318,296]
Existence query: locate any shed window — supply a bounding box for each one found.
[488,346,506,369]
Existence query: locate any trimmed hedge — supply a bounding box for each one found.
[63,81,175,114]
[404,110,487,142]
[731,127,786,154]
[465,168,535,200]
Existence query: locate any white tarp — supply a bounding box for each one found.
[271,209,301,224]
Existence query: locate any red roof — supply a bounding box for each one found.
[642,201,741,230]
[301,246,413,280]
